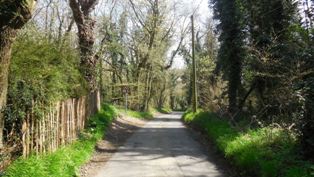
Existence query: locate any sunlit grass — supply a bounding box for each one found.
[117,106,172,119]
[154,107,172,114]
[4,104,117,177]
[116,107,154,119]
[183,110,313,177]
[124,109,153,119]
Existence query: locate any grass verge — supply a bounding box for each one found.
[122,109,153,119]
[153,107,172,114]
[116,106,154,119]
[4,104,117,177]
[183,110,314,177]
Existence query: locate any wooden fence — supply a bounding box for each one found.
[21,91,100,157]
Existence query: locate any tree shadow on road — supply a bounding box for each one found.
[82,112,239,177]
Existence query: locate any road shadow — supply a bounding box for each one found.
[94,112,238,177]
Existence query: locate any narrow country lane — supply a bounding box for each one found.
[95,112,225,177]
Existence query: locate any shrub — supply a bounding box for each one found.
[4,26,87,147]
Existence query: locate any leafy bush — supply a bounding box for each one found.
[4,26,87,145]
[183,110,313,177]
[4,104,117,177]
[10,27,87,103]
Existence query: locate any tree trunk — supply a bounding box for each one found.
[0,28,17,148]
[158,83,166,109]
[69,0,100,114]
[228,63,242,115]
[69,0,99,91]
[0,0,36,148]
[141,71,150,111]
[78,22,97,90]
[301,72,314,160]
[301,99,314,160]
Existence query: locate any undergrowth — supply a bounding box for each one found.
[117,108,154,119]
[153,107,172,114]
[125,110,153,119]
[183,110,314,177]
[3,104,117,177]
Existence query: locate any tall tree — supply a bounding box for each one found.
[298,0,314,160]
[69,0,98,90]
[242,0,298,112]
[212,0,245,115]
[0,0,36,147]
[127,0,179,111]
[69,0,100,113]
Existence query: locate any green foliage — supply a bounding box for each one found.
[183,110,313,177]
[212,0,246,112]
[126,110,153,120]
[180,22,220,111]
[4,26,88,143]
[118,108,153,120]
[99,1,176,111]
[210,0,314,161]
[86,104,117,139]
[4,104,117,177]
[10,28,87,103]
[155,107,172,114]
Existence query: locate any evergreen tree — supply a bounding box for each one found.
[211,0,245,115]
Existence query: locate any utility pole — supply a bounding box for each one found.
[191,15,198,112]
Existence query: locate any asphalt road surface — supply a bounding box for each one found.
[95,112,225,177]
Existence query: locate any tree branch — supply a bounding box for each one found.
[69,0,84,25]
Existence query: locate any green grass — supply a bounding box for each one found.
[183,110,314,177]
[116,107,154,119]
[153,107,172,114]
[125,109,153,119]
[117,106,172,119]
[4,104,117,177]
